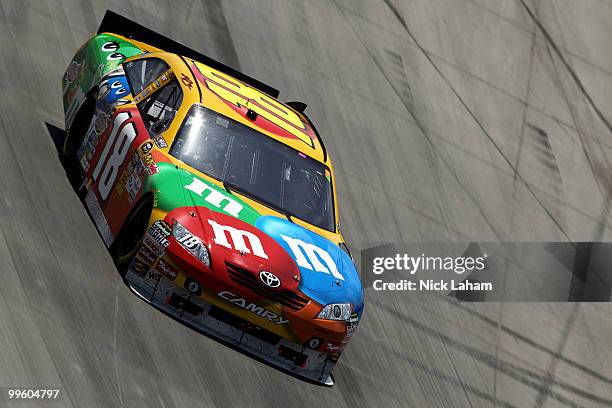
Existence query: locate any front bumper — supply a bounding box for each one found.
[124,262,336,385]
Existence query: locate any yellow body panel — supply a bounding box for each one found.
[108,34,343,243]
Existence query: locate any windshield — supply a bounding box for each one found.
[170,105,335,231]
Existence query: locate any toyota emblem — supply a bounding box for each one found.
[259,271,281,288]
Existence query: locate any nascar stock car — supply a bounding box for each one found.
[60,11,363,385]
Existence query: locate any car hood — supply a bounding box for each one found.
[148,163,364,311]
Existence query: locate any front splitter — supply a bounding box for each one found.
[124,268,335,386]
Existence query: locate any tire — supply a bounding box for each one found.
[110,195,154,276]
[61,95,96,192]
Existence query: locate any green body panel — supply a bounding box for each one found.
[145,163,261,225]
[91,33,143,78]
[62,34,142,126]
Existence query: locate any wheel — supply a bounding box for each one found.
[61,95,96,192]
[110,195,154,276]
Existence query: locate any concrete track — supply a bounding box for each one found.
[1,0,612,406]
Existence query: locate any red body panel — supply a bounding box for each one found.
[85,107,149,235]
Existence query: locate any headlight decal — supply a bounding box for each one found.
[171,220,210,267]
[317,303,352,321]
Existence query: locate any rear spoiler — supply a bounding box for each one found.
[97,10,280,98]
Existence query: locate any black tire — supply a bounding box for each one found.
[110,195,154,276]
[61,95,96,192]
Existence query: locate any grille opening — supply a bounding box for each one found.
[166,293,203,316]
[208,306,281,345]
[225,262,309,311]
[278,345,308,367]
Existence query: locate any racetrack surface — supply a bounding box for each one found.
[1,0,612,406]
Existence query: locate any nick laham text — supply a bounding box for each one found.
[373,279,493,291]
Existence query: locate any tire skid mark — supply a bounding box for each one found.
[335,2,507,241]
[376,0,568,241]
[509,0,539,241]
[373,300,608,407]
[518,0,612,138]
[525,123,565,228]
[527,0,612,243]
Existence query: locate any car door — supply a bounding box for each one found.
[83,57,183,246]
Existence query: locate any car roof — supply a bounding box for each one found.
[182,58,327,163]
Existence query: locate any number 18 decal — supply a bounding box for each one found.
[92,111,137,200]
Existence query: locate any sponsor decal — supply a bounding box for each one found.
[155,258,178,281]
[125,170,143,204]
[280,235,343,281]
[143,269,162,287]
[133,70,175,103]
[92,111,138,200]
[77,119,99,172]
[343,317,359,344]
[325,342,341,352]
[153,134,167,148]
[137,143,159,175]
[65,60,81,83]
[217,291,290,324]
[94,109,110,135]
[143,236,166,257]
[180,73,193,90]
[147,220,171,249]
[115,152,144,204]
[140,141,153,153]
[208,219,268,259]
[131,257,149,277]
[136,243,158,265]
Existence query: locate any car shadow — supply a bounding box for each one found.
[44,121,65,154]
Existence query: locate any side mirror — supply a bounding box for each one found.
[149,114,172,135]
[149,119,166,135]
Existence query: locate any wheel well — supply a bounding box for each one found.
[111,191,154,255]
[123,192,155,233]
[62,93,98,164]
[69,87,98,129]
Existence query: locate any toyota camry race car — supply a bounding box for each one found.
[60,11,363,385]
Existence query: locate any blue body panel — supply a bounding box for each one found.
[255,216,363,312]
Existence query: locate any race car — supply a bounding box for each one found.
[61,11,363,385]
